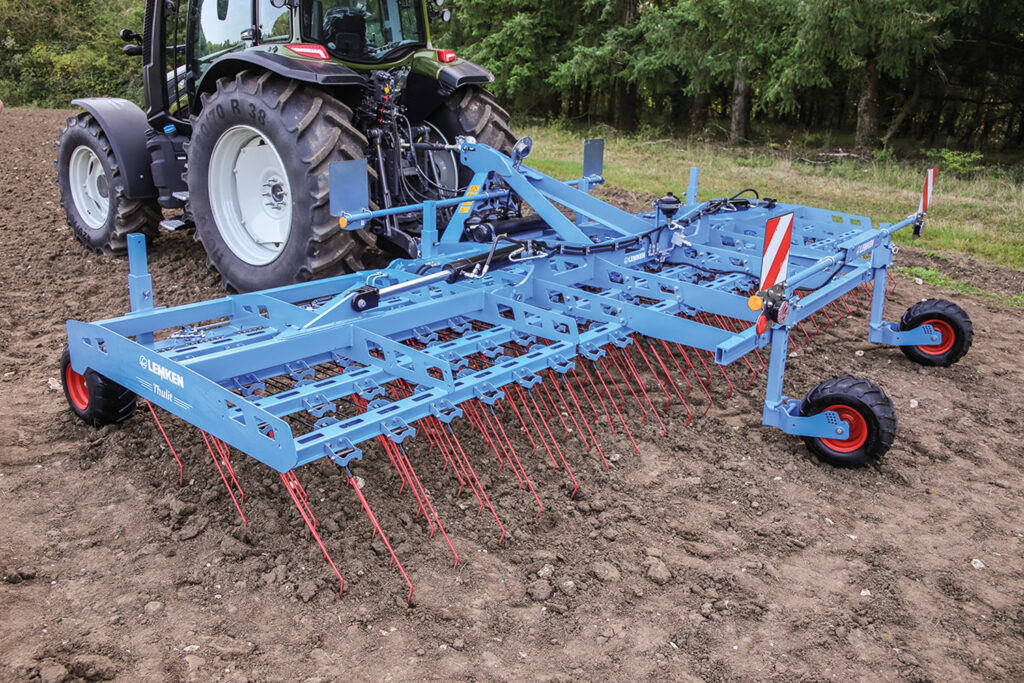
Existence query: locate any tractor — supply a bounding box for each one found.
[55,0,514,292]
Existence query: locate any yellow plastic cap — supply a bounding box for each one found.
[747,295,764,311]
[338,216,348,228]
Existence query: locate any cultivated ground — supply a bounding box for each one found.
[2,108,1023,682]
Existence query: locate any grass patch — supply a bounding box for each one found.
[520,124,1024,271]
[898,266,1024,308]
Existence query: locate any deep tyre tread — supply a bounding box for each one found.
[898,298,973,367]
[60,346,137,427]
[56,112,160,254]
[186,70,375,292]
[799,375,897,467]
[430,86,516,186]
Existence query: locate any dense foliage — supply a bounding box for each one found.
[0,0,145,107]
[444,0,1024,150]
[2,0,1021,150]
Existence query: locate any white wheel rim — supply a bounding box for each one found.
[208,125,293,266]
[69,146,110,230]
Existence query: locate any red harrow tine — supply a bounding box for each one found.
[676,345,714,416]
[509,384,559,470]
[483,402,543,516]
[440,423,507,543]
[652,340,694,428]
[559,372,609,471]
[538,375,574,441]
[201,430,247,525]
[570,367,602,427]
[603,351,649,424]
[545,370,590,451]
[391,443,459,568]
[514,384,579,498]
[631,337,675,412]
[145,400,183,486]
[379,437,433,534]
[613,345,667,437]
[281,471,344,596]
[462,399,507,472]
[211,437,245,504]
[583,360,639,453]
[477,401,528,485]
[430,416,486,510]
[345,472,414,604]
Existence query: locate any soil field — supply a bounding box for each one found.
[2,108,1023,682]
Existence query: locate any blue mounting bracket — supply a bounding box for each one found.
[869,322,938,346]
[763,399,851,439]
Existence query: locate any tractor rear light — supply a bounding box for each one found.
[286,44,329,60]
[437,49,457,64]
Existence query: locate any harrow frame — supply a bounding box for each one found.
[66,139,937,477]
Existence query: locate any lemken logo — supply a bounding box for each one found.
[139,355,184,389]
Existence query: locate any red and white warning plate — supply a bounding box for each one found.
[918,167,937,214]
[760,212,794,292]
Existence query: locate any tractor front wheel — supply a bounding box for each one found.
[56,112,160,254]
[60,346,137,427]
[898,298,973,367]
[799,375,897,467]
[187,70,374,292]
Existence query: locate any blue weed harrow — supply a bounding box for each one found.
[61,140,972,601]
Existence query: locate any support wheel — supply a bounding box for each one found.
[60,346,137,427]
[187,70,375,292]
[799,375,897,467]
[898,298,973,367]
[56,112,160,254]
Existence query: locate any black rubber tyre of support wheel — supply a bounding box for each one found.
[56,112,160,254]
[60,346,137,427]
[897,298,973,367]
[429,86,516,186]
[186,70,376,293]
[799,375,897,467]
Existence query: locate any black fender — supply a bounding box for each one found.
[438,60,493,94]
[195,51,367,103]
[70,97,157,200]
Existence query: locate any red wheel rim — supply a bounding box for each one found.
[65,364,89,411]
[918,318,955,356]
[820,404,868,453]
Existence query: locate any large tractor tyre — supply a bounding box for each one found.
[898,298,973,367]
[56,112,160,254]
[186,70,375,293]
[430,86,516,186]
[799,375,897,468]
[60,346,137,427]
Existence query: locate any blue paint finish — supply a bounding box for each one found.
[64,138,931,471]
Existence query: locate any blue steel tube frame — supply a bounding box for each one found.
[65,139,950,462]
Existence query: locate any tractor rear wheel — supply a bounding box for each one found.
[60,346,137,427]
[56,112,160,254]
[799,375,897,467]
[430,86,515,186]
[187,70,375,292]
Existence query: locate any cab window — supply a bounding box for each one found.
[259,0,292,41]
[302,0,425,62]
[192,0,254,63]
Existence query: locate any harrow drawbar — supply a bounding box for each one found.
[62,141,969,602]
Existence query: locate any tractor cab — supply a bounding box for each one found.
[302,0,428,63]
